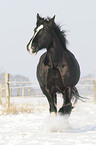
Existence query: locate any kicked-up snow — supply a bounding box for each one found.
[0,96,96,145]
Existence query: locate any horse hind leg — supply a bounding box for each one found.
[59,87,73,115]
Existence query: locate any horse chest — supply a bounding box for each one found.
[47,68,64,92]
[47,69,59,80]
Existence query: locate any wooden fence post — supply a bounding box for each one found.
[17,88,19,96]
[5,73,10,108]
[28,89,30,96]
[0,83,2,105]
[93,80,96,103]
[22,88,24,97]
[10,88,12,97]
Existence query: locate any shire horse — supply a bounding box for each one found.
[27,14,80,115]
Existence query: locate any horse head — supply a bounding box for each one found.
[27,13,55,55]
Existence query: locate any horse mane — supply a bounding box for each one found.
[52,23,68,50]
[47,17,68,50]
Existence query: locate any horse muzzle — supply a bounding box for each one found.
[27,45,37,55]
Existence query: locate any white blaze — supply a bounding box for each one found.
[28,24,44,54]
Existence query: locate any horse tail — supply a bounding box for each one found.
[71,86,87,105]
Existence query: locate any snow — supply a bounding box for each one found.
[0,96,96,145]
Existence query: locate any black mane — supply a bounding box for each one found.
[47,17,68,50]
[52,23,68,49]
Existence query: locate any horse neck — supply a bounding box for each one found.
[47,30,65,67]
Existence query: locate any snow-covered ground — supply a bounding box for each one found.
[0,96,96,145]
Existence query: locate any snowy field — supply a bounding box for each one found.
[0,96,96,145]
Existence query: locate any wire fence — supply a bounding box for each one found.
[0,83,94,97]
[0,79,95,97]
[0,73,96,107]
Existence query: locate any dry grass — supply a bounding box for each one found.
[0,103,47,115]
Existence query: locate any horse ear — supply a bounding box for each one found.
[37,13,42,26]
[37,13,44,26]
[49,15,55,25]
[37,13,41,21]
[52,15,56,21]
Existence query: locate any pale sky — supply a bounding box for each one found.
[0,0,96,81]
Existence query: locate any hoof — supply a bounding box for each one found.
[50,112,57,116]
[58,103,73,115]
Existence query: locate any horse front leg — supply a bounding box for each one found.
[47,92,57,115]
[40,86,57,114]
[59,87,73,115]
[50,93,57,116]
[53,93,57,108]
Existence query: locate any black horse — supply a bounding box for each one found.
[27,14,80,115]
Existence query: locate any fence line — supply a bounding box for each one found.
[0,73,96,108]
[7,81,35,84]
[93,80,96,103]
[5,73,10,108]
[81,78,96,81]
[0,83,2,105]
[10,85,39,89]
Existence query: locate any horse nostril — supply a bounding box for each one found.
[32,46,35,51]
